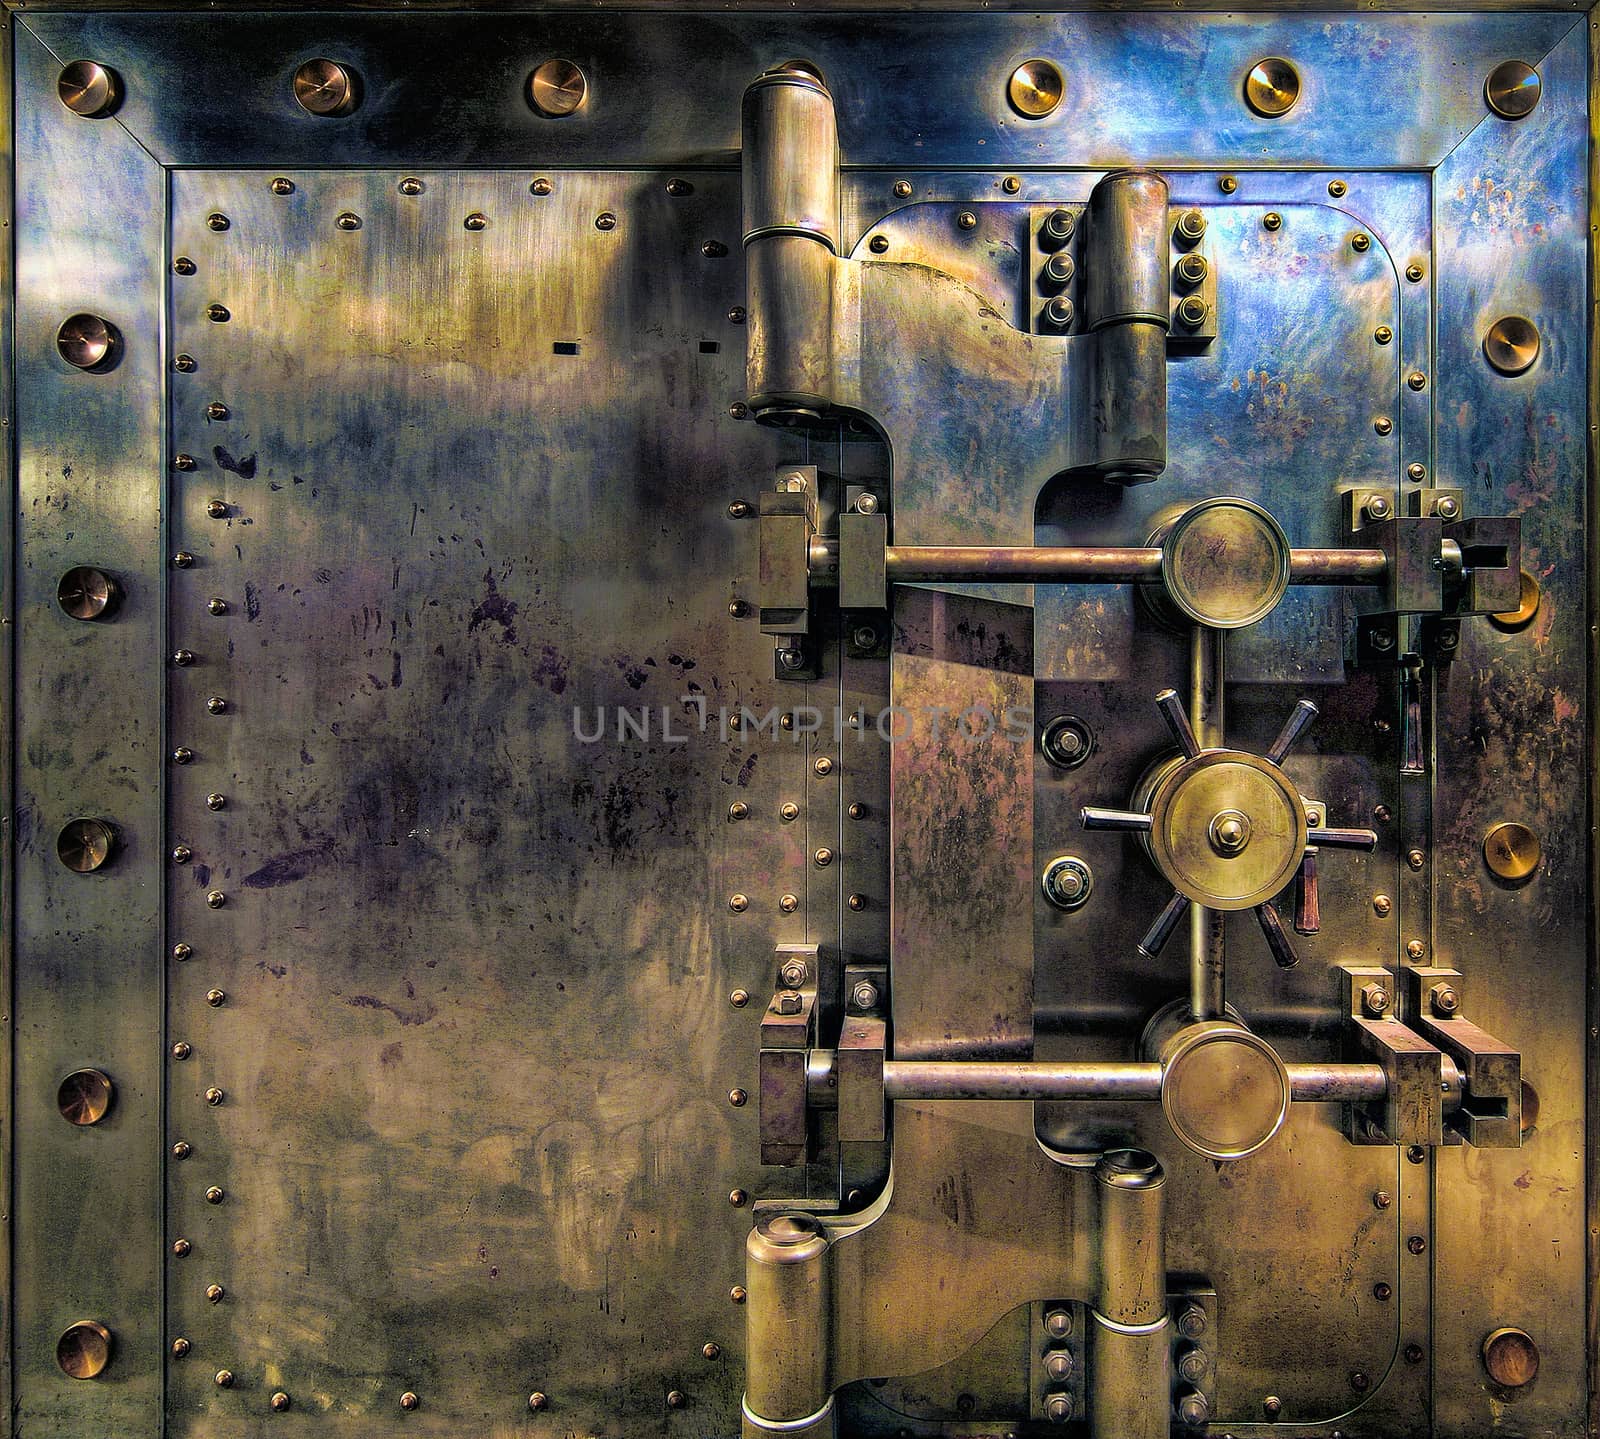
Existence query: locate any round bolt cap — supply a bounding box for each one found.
[57,818,115,873]
[1244,56,1300,116]
[205,1186,224,1204]
[1485,60,1540,120]
[57,1320,113,1379]
[171,1337,191,1357]
[1483,1326,1540,1386]
[57,566,120,621]
[1041,854,1094,910]
[399,1391,419,1411]
[1484,315,1540,376]
[529,59,587,116]
[57,1068,114,1126]
[1484,820,1540,882]
[293,58,358,116]
[271,1391,291,1411]
[1008,58,1064,118]
[56,313,120,372]
[58,60,122,117]
[215,1370,235,1389]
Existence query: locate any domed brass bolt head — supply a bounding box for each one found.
[207,303,230,322]
[1008,58,1064,118]
[1002,175,1021,193]
[206,1283,224,1302]
[207,498,229,519]
[1375,1282,1393,1299]
[205,1186,224,1205]
[1375,326,1393,344]
[1408,1234,1426,1254]
[171,1337,191,1357]
[847,893,867,911]
[173,1140,192,1158]
[173,1238,191,1256]
[215,1370,234,1388]
[175,353,197,372]
[728,894,747,913]
[172,1040,192,1059]
[702,1342,721,1360]
[270,177,295,195]
[1373,894,1393,916]
[1408,463,1427,481]
[780,803,800,822]
[1262,212,1282,231]
[530,177,553,196]
[1176,253,1208,286]
[398,177,424,196]
[335,212,361,231]
[399,1391,419,1411]
[729,989,749,1009]
[207,988,226,1006]
[207,696,228,714]
[1352,232,1371,252]
[728,1088,747,1107]
[271,1392,291,1411]
[1374,416,1394,436]
[728,1188,748,1206]
[293,58,357,116]
[1485,60,1540,120]
[666,1390,687,1409]
[464,212,488,232]
[205,1084,225,1103]
[1328,179,1348,197]
[58,61,121,117]
[779,894,798,913]
[1407,939,1426,960]
[814,756,833,776]
[814,847,834,867]
[893,179,913,198]
[1484,315,1540,376]
[1373,1190,1392,1209]
[730,1286,747,1303]
[529,1391,549,1411]
[57,314,120,372]
[529,59,587,116]
[207,793,227,810]
[957,211,977,231]
[1218,175,1238,193]
[1406,263,1425,282]
[1244,57,1300,116]
[206,213,230,232]
[1408,372,1427,390]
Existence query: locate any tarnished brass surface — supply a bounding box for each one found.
[1243,56,1301,116]
[1482,820,1541,882]
[55,1069,114,1127]
[54,1321,112,1380]
[1007,58,1063,118]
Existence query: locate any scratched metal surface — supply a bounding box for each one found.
[6,8,1595,1439]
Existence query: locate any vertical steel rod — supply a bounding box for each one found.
[1188,627,1226,1019]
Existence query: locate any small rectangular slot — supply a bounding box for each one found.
[553,340,580,356]
[1463,544,1509,571]
[699,340,720,354]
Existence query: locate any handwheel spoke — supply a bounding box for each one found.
[1081,806,1153,833]
[1265,698,1319,766]
[1308,826,1379,852]
[1137,890,1191,960]
[1255,902,1299,969]
[1154,688,1202,758]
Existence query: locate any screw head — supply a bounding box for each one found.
[727,499,751,519]
[595,212,617,232]
[205,1086,225,1105]
[728,802,749,821]
[728,402,750,420]
[206,989,226,1007]
[1374,1282,1393,1300]
[215,1369,236,1389]
[1262,1395,1282,1418]
[399,1392,419,1411]
[207,793,227,811]
[1002,175,1022,193]
[848,802,868,820]
[1407,848,1425,870]
[1176,208,1206,242]
[779,959,807,987]
[1408,1234,1426,1254]
[174,256,198,277]
[529,1391,549,1411]
[171,1337,191,1357]
[530,177,553,196]
[1044,1307,1074,1338]
[398,177,424,195]
[173,1237,192,1255]
[1408,463,1428,482]
[728,306,746,323]
[1374,894,1393,916]
[207,597,228,616]
[206,696,228,714]
[814,847,834,867]
[1407,939,1426,960]
[1407,1145,1426,1164]
[172,1040,192,1059]
[729,990,749,1009]
[957,210,977,230]
[173,1140,192,1158]
[175,353,197,372]
[205,1186,224,1204]
[271,1391,291,1411]
[728,1088,747,1107]
[728,894,748,913]
[665,177,692,197]
[1045,295,1076,329]
[700,239,728,258]
[1262,212,1282,231]
[1351,231,1371,252]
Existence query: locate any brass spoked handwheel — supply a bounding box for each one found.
[1080,689,1378,968]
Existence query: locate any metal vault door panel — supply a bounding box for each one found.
[5,9,1595,1439]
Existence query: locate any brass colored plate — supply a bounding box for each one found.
[1007,58,1063,118]
[1160,1021,1290,1161]
[1148,751,1306,909]
[57,1068,114,1126]
[56,1320,113,1379]
[1488,568,1541,631]
[1483,820,1540,882]
[1243,56,1300,117]
[1159,496,1291,629]
[1484,59,1540,120]
[1483,314,1540,375]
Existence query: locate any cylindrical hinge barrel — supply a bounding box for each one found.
[742,64,839,424]
[744,1213,832,1424]
[1084,170,1170,330]
[1088,1309,1172,1439]
[1094,1148,1166,1326]
[1089,321,1167,483]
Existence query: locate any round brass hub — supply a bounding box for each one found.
[56,314,120,373]
[1485,60,1540,120]
[293,58,358,117]
[1483,820,1540,882]
[57,566,120,622]
[1483,315,1540,376]
[57,818,115,874]
[1148,1008,1291,1161]
[1160,497,1291,630]
[1008,59,1064,118]
[1148,751,1306,910]
[57,1068,114,1126]
[1482,1326,1539,1387]
[529,58,588,117]
[1244,57,1301,118]
[57,61,121,118]
[57,1320,113,1379]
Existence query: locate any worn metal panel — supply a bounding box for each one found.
[11,17,166,1436]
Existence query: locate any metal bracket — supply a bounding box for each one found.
[1405,967,1523,1147]
[759,464,819,636]
[760,945,819,1166]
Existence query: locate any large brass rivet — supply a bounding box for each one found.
[335,211,362,232]
[1328,179,1348,197]
[173,1140,192,1158]
[205,1186,224,1204]
[207,989,226,1007]
[173,1238,191,1255]
[729,990,749,1009]
[464,212,489,232]
[398,177,424,196]
[780,803,800,822]
[172,1041,192,1060]
[206,696,228,714]
[207,597,228,616]
[1485,61,1540,120]
[956,210,977,231]
[728,1088,748,1107]
[57,818,115,873]
[728,894,748,913]
[207,304,231,323]
[293,58,358,117]
[174,256,197,276]
[175,355,197,375]
[206,1283,225,1302]
[399,1391,420,1411]
[730,1285,747,1303]
[1489,570,1541,632]
[1483,820,1540,881]
[529,1391,549,1411]
[270,177,295,196]
[595,212,617,232]
[207,499,229,519]
[779,894,798,913]
[171,1337,191,1357]
[1374,326,1393,344]
[702,1342,721,1360]
[205,1085,225,1104]
[1244,57,1300,117]
[57,1068,114,1126]
[206,213,230,232]
[57,61,121,117]
[530,59,587,117]
[1218,175,1238,194]
[814,848,834,867]
[1008,58,1064,118]
[174,453,197,471]
[56,314,120,372]
[530,178,553,196]
[1408,372,1428,391]
[1262,212,1282,232]
[666,1390,687,1409]
[215,1369,234,1388]
[57,567,120,622]
[172,747,195,764]
[1407,462,1428,482]
[271,1391,291,1411]
[56,1320,113,1378]
[1483,315,1540,376]
[206,401,230,420]
[1374,416,1393,436]
[173,648,197,667]
[1373,894,1393,916]
[1405,263,1425,283]
[207,793,227,811]
[1483,1327,1540,1387]
[1351,232,1371,252]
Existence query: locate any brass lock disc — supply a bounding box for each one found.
[1159,496,1291,629]
[1160,1018,1291,1161]
[1147,751,1306,909]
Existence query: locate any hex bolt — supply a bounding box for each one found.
[1373,1190,1392,1209]
[1044,295,1075,329]
[1177,1391,1210,1427]
[1043,252,1075,287]
[1044,1307,1074,1339]
[1176,295,1209,329]
[778,647,806,672]
[1175,208,1206,243]
[1042,209,1074,244]
[1177,1305,1207,1339]
[851,981,879,1011]
[1044,1350,1074,1382]
[854,492,880,514]
[1045,1393,1073,1424]
[775,990,802,1016]
[1431,985,1461,1015]
[1373,894,1393,916]
[1365,495,1391,521]
[1361,982,1391,1017]
[1177,1347,1208,1383]
[779,958,808,987]
[1175,252,1208,286]
[852,624,879,650]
